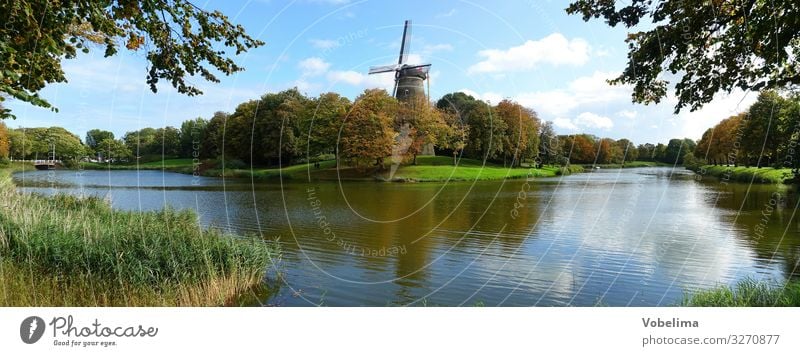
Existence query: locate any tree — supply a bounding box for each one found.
[85,129,114,153]
[200,111,228,159]
[741,91,786,167]
[179,117,208,158]
[438,109,469,165]
[437,91,506,162]
[0,121,9,160]
[637,143,656,161]
[662,138,696,164]
[567,1,800,113]
[494,99,540,167]
[96,138,131,162]
[156,126,181,157]
[123,128,158,157]
[301,92,350,159]
[0,0,264,119]
[397,96,448,165]
[615,138,638,164]
[340,89,398,168]
[8,127,85,160]
[538,121,561,166]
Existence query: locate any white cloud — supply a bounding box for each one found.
[309,39,339,50]
[552,112,614,131]
[437,9,456,18]
[423,43,454,53]
[468,33,590,74]
[674,89,756,140]
[297,57,331,77]
[327,70,394,91]
[553,117,578,131]
[617,110,637,120]
[575,112,614,129]
[513,71,630,117]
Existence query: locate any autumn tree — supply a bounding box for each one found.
[340,89,398,169]
[494,99,540,167]
[437,92,506,162]
[397,96,448,165]
[0,1,264,119]
[615,138,638,164]
[567,1,800,113]
[0,121,9,160]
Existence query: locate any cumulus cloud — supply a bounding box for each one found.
[617,110,637,120]
[309,39,340,50]
[327,70,394,91]
[297,57,331,77]
[468,33,590,73]
[552,113,614,131]
[514,71,630,117]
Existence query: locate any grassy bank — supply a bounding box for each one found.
[681,279,800,306]
[0,164,279,306]
[581,161,669,169]
[82,155,585,182]
[694,165,793,184]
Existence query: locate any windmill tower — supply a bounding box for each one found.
[368,20,431,102]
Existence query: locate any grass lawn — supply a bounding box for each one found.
[81,155,585,182]
[697,165,793,184]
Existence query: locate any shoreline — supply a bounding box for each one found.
[691,164,794,184]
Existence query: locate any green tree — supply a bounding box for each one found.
[741,91,786,167]
[179,118,207,158]
[96,138,131,162]
[538,121,561,166]
[123,128,158,157]
[85,129,114,153]
[0,0,264,118]
[200,111,228,159]
[301,92,351,160]
[156,126,181,157]
[567,1,800,112]
[615,138,638,164]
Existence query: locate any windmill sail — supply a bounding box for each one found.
[398,20,411,65]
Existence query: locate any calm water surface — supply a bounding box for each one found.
[14,167,800,306]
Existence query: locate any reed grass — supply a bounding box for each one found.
[681,279,800,307]
[0,168,279,306]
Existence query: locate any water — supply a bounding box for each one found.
[13,167,800,306]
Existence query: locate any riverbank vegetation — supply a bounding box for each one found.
[0,165,279,306]
[687,91,800,184]
[682,279,800,307]
[2,89,700,182]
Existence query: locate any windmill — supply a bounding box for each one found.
[368,20,431,102]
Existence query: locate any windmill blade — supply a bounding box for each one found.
[368,64,399,74]
[398,20,411,65]
[392,77,399,97]
[403,63,431,73]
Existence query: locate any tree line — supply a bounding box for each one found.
[690,91,800,175]
[0,89,698,169]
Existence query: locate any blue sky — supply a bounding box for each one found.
[5,0,758,144]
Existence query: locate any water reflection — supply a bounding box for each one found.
[13,167,800,306]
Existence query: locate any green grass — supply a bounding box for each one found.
[383,156,571,182]
[0,165,280,306]
[81,158,195,170]
[80,155,586,182]
[582,161,668,169]
[695,164,793,184]
[681,279,800,307]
